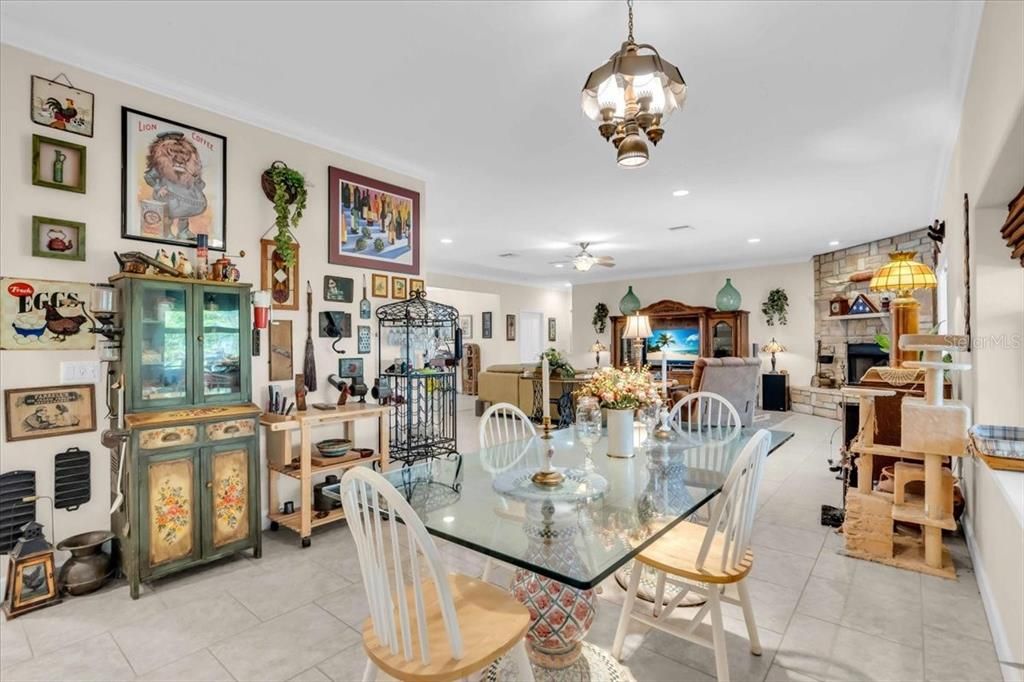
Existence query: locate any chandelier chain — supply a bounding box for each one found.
[626,0,635,44]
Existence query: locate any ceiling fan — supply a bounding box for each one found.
[550,242,616,272]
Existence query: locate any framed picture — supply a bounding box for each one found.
[409,278,425,295]
[318,311,351,338]
[506,314,516,341]
[268,320,293,381]
[548,317,557,342]
[1,278,95,350]
[338,357,364,379]
[32,217,85,261]
[963,193,972,351]
[31,75,95,138]
[460,314,473,339]
[392,276,408,300]
[121,108,227,251]
[3,550,60,618]
[328,166,420,274]
[32,135,86,194]
[371,273,388,298]
[357,325,371,354]
[4,384,96,442]
[323,276,354,303]
[260,239,299,310]
[482,311,493,339]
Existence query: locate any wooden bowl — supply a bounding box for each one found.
[352,448,374,459]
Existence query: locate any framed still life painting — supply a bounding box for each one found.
[32,135,86,194]
[260,239,299,310]
[371,274,388,298]
[31,75,95,138]
[328,166,420,275]
[32,217,85,262]
[121,108,227,251]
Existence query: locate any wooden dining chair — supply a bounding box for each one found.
[611,429,772,682]
[340,467,534,682]
[668,391,742,438]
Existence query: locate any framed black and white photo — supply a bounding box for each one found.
[548,317,557,342]
[482,311,493,339]
[122,108,227,251]
[506,314,516,341]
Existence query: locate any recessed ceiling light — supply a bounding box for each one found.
[747,237,761,244]
[829,240,840,246]
[440,238,453,244]
[554,263,565,268]
[672,189,690,197]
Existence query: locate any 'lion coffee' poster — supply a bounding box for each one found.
[121,107,227,251]
[1,278,95,350]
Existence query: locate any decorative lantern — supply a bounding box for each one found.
[3,521,61,618]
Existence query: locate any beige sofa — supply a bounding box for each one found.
[476,364,579,420]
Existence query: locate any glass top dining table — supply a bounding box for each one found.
[342,426,793,590]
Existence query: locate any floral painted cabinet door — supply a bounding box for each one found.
[144,450,200,574]
[208,445,251,551]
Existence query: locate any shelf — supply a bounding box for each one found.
[268,452,381,479]
[827,313,889,321]
[269,507,346,532]
[260,403,390,431]
[892,502,957,531]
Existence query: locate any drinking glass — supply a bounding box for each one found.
[575,396,603,470]
[639,401,661,449]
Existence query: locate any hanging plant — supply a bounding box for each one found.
[261,161,307,267]
[592,302,609,334]
[761,288,789,326]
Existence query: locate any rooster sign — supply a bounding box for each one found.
[1,278,96,351]
[31,76,94,137]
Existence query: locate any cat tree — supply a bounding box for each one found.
[842,334,971,578]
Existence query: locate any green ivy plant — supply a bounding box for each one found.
[761,288,789,326]
[268,163,307,267]
[592,302,609,334]
[540,347,576,377]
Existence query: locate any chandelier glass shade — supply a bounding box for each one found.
[581,1,687,168]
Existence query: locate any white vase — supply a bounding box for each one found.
[606,408,635,458]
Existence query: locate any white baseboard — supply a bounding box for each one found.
[963,517,1023,682]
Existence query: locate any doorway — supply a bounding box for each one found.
[518,311,543,363]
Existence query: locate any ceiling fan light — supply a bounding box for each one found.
[573,256,595,272]
[616,133,649,168]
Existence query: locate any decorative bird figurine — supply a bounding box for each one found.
[172,251,194,277]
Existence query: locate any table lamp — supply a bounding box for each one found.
[622,314,652,370]
[589,340,607,367]
[761,338,785,373]
[869,251,937,367]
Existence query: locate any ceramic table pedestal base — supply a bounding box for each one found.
[485,641,633,682]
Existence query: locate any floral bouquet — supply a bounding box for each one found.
[577,366,660,410]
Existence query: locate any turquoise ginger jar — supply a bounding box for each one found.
[716,278,741,311]
[619,286,641,315]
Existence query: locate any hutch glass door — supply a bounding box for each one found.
[135,282,191,408]
[712,320,735,357]
[196,286,247,403]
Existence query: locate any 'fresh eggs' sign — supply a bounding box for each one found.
[1,277,95,350]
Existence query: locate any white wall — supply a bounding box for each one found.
[569,261,816,383]
[427,273,573,369]
[934,2,1024,678]
[0,45,426,546]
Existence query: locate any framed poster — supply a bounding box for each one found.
[268,320,293,381]
[31,75,95,137]
[1,278,94,350]
[260,239,299,310]
[122,107,227,251]
[32,217,85,261]
[460,315,473,339]
[32,135,86,194]
[323,276,354,303]
[328,166,420,274]
[371,274,388,298]
[4,384,96,442]
[482,311,493,339]
[391,277,407,300]
[548,317,557,342]
[506,314,516,341]
[338,358,364,379]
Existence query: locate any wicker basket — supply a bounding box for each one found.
[969,425,1024,471]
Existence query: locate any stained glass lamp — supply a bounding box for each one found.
[761,338,786,373]
[869,251,937,367]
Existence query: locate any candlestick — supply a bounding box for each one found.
[542,355,551,420]
[531,417,564,487]
[661,356,668,395]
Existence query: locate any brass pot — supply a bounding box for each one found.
[56,531,115,596]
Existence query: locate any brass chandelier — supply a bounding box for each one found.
[580,0,687,168]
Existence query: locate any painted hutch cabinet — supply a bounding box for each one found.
[108,274,261,598]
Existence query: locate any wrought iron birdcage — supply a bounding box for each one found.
[376,291,460,468]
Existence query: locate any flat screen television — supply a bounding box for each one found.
[646,327,701,369]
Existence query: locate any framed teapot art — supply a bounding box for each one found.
[32,216,85,261]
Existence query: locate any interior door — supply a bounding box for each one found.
[519,311,543,363]
[194,285,251,404]
[140,448,201,577]
[132,281,192,410]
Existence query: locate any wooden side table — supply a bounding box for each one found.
[762,372,790,411]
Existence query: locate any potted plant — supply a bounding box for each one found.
[761,288,789,326]
[539,348,575,378]
[577,366,659,457]
[592,302,609,334]
[261,161,307,267]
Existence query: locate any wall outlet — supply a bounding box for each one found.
[60,361,101,384]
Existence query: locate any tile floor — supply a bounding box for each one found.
[0,407,1004,682]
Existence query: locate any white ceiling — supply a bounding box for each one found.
[1,1,982,287]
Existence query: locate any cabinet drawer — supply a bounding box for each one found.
[139,425,198,450]
[206,418,256,441]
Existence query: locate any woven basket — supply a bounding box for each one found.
[969,425,1024,471]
